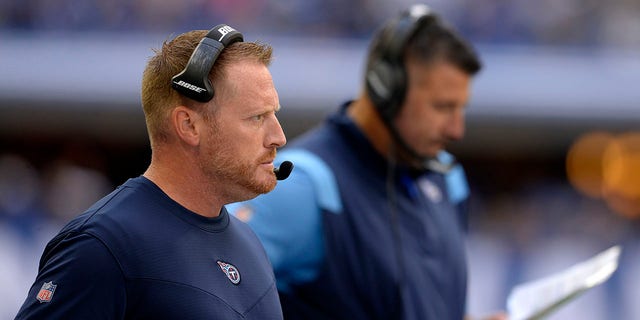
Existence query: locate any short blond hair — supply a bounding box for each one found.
[141,30,273,147]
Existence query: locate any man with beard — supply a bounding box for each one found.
[15,24,286,319]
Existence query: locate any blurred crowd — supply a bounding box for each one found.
[0,0,639,48]
[0,149,112,317]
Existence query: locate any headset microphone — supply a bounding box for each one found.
[273,161,294,181]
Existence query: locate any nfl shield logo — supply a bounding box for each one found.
[36,281,57,303]
[217,261,241,285]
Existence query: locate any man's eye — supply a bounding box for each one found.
[252,115,264,121]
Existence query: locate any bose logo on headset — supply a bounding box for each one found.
[173,80,207,93]
[217,25,236,40]
[171,24,244,102]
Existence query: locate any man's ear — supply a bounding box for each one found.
[171,106,201,146]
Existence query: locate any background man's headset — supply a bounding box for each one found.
[365,4,455,174]
[170,24,293,180]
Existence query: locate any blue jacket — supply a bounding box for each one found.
[228,104,470,319]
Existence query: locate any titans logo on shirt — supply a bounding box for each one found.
[217,261,241,285]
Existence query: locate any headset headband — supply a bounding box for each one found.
[365,4,435,120]
[171,24,244,102]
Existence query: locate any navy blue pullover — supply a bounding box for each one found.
[16,177,283,319]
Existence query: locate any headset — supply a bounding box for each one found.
[365,4,436,122]
[365,5,454,173]
[171,24,244,102]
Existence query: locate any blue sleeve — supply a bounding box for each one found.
[445,164,469,205]
[15,233,126,319]
[226,149,341,293]
[439,151,471,231]
[437,151,469,205]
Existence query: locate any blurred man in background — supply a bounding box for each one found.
[15,24,286,319]
[228,4,506,320]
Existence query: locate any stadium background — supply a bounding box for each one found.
[1,0,639,318]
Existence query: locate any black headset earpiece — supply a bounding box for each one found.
[366,58,404,121]
[365,4,434,120]
[171,24,244,102]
